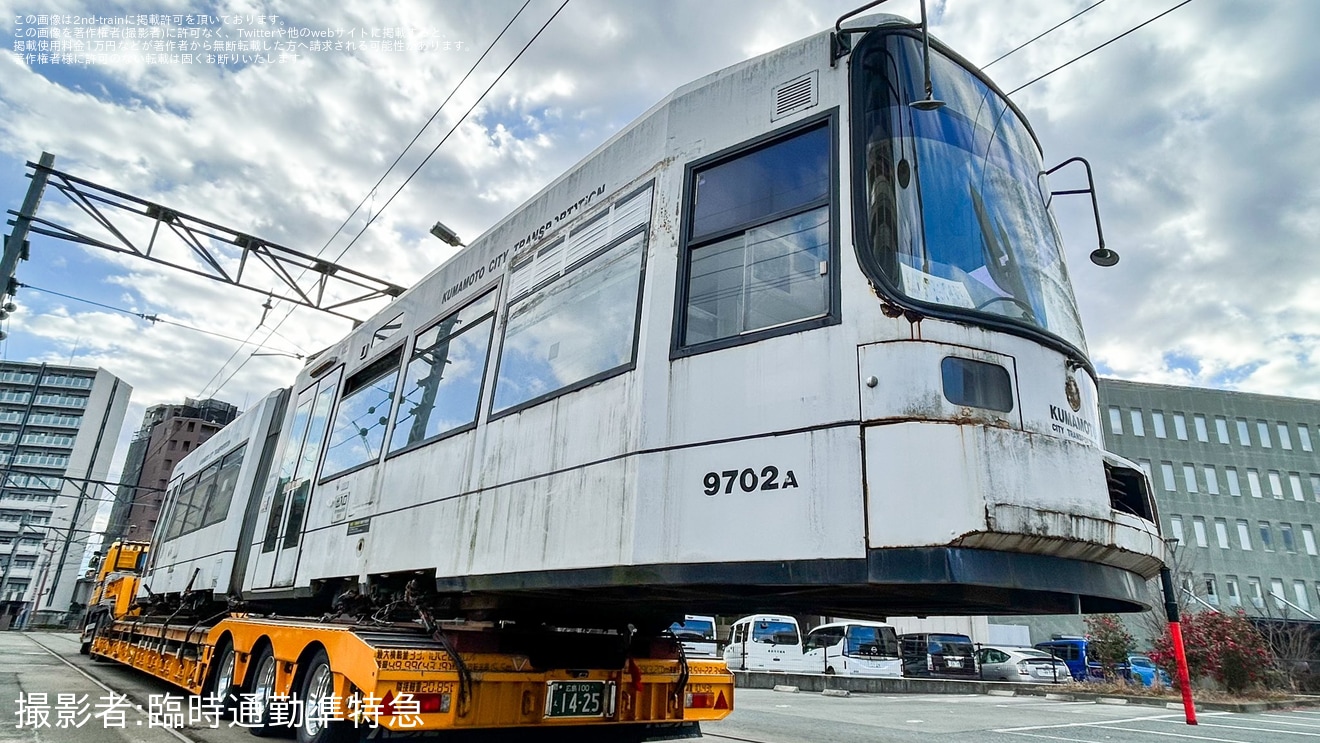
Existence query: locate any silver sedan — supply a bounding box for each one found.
[975,646,1071,683]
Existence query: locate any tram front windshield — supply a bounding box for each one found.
[853,31,1087,353]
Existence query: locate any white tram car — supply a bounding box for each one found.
[144,14,1164,626]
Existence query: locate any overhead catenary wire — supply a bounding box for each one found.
[17,283,304,359]
[201,1,572,400]
[1007,0,1196,95]
[982,0,1108,68]
[313,0,535,263]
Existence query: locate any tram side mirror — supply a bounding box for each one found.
[1042,156,1118,267]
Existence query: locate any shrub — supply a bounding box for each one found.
[1149,610,1274,694]
[1085,613,1135,680]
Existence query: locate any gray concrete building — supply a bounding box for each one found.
[0,361,131,628]
[1100,379,1320,619]
[990,378,1320,646]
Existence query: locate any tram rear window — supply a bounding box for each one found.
[941,356,1013,413]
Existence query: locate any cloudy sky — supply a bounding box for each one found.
[1,0,1317,478]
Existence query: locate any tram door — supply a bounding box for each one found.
[250,373,339,589]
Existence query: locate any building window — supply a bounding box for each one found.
[1247,469,1263,498]
[1303,525,1317,556]
[1259,521,1274,552]
[182,440,191,452]
[1313,474,1320,502]
[1237,520,1252,551]
[1268,471,1284,499]
[1173,413,1188,440]
[1152,411,1167,439]
[1203,466,1220,495]
[1108,406,1123,435]
[1256,420,1272,448]
[1138,459,1153,481]
[1204,575,1219,606]
[1300,425,1313,452]
[1295,581,1311,612]
[1236,418,1251,446]
[680,121,833,349]
[1215,416,1230,444]
[1280,523,1295,553]
[1214,518,1230,549]
[1193,414,1208,442]
[1161,462,1176,492]
[187,421,196,433]
[1170,515,1184,545]
[1247,578,1263,608]
[1130,409,1145,437]
[1270,579,1286,610]
[167,440,177,451]
[1193,516,1208,547]
[1226,467,1242,496]
[1183,464,1198,493]
[1278,423,1293,450]
[1225,577,1240,606]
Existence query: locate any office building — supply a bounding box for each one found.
[0,361,131,627]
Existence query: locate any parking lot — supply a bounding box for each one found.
[701,688,1320,743]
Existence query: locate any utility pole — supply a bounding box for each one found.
[0,152,53,303]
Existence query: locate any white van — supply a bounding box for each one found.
[802,620,901,676]
[669,615,719,657]
[722,614,808,672]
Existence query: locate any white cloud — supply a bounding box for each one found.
[0,0,1316,473]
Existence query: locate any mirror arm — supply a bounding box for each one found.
[1045,156,1116,267]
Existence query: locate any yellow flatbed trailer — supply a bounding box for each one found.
[90,614,732,740]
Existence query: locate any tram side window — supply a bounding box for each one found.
[185,462,220,533]
[322,348,404,480]
[166,474,200,539]
[680,120,834,349]
[201,444,247,527]
[390,291,498,452]
[492,230,646,415]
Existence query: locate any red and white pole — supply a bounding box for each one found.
[1160,567,1197,725]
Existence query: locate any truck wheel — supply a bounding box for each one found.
[204,639,238,719]
[246,646,280,737]
[297,649,359,743]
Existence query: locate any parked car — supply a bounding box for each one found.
[1034,637,1090,681]
[975,646,1071,683]
[803,620,901,676]
[669,615,719,658]
[1122,654,1172,687]
[899,632,977,678]
[1079,652,1172,686]
[723,614,809,672]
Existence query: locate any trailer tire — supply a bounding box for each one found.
[246,645,281,737]
[203,639,238,719]
[296,649,359,743]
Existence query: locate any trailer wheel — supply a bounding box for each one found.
[203,639,238,719]
[246,646,280,737]
[297,649,359,743]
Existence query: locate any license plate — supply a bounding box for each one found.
[545,681,612,718]
[945,658,962,668]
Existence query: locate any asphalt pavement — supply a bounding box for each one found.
[3,631,1317,743]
